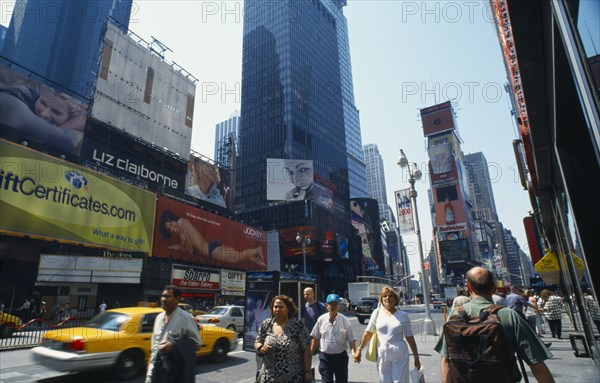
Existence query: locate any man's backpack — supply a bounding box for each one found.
[444,304,513,383]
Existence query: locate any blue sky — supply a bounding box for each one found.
[126,0,533,275]
[2,1,538,275]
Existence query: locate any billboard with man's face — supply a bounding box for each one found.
[0,63,89,161]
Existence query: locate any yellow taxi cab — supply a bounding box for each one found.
[0,311,22,338]
[31,307,238,380]
[178,303,205,317]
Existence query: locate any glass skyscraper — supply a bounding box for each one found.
[237,0,365,211]
[214,111,240,169]
[2,0,132,100]
[324,0,368,198]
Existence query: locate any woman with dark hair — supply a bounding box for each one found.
[254,295,312,383]
[158,210,265,267]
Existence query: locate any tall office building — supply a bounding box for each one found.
[0,25,7,52]
[238,0,363,210]
[2,0,132,100]
[503,228,529,285]
[324,0,368,198]
[464,152,499,222]
[363,143,396,225]
[421,101,478,285]
[363,144,387,204]
[214,111,240,168]
[237,0,367,291]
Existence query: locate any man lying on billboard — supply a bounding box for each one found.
[158,210,266,267]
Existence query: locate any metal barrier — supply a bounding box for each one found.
[0,310,96,351]
[569,334,600,358]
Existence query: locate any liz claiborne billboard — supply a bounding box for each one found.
[0,139,156,252]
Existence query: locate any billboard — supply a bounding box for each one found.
[185,155,233,210]
[91,22,195,156]
[0,139,156,252]
[267,158,314,201]
[420,101,456,137]
[37,254,143,284]
[439,239,470,264]
[280,226,317,258]
[428,143,454,175]
[279,227,338,262]
[153,196,267,270]
[433,184,468,228]
[221,269,246,296]
[351,199,385,276]
[395,188,414,234]
[171,264,220,291]
[81,120,187,193]
[0,63,89,161]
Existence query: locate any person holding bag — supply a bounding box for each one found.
[254,295,312,383]
[353,286,421,383]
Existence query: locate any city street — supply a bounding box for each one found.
[0,307,434,383]
[1,307,598,382]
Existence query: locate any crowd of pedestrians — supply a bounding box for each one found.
[246,266,596,383]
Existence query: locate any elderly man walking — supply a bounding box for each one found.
[310,294,357,383]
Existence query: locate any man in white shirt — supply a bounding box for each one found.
[145,285,201,383]
[310,294,357,383]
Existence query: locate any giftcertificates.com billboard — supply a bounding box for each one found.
[0,140,156,252]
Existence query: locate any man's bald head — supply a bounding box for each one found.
[465,267,495,297]
[303,287,316,304]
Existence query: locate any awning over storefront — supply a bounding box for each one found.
[535,251,585,285]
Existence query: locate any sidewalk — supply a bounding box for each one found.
[314,312,599,383]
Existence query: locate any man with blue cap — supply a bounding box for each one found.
[310,293,357,383]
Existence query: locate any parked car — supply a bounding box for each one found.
[354,297,379,324]
[195,305,244,333]
[31,307,238,380]
[0,311,22,338]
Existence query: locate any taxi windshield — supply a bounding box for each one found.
[85,312,130,331]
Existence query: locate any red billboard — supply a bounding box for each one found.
[420,101,456,137]
[153,196,267,270]
[433,184,468,229]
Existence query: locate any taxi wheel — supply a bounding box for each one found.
[114,349,143,380]
[211,338,230,363]
[0,325,14,338]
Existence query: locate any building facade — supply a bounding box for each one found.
[2,0,133,100]
[236,0,367,292]
[421,102,479,287]
[363,143,395,224]
[214,111,240,169]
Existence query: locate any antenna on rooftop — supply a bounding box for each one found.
[149,36,173,59]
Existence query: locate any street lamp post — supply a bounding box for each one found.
[296,233,311,273]
[397,149,436,335]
